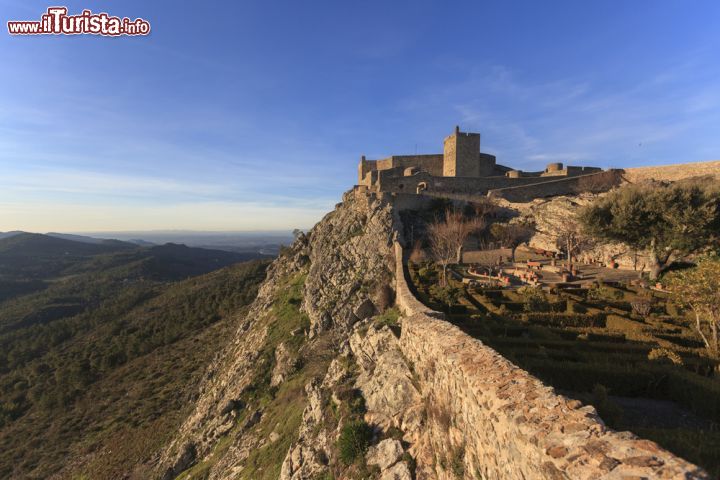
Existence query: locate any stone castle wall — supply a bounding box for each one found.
[623,160,720,183]
[488,170,620,202]
[392,239,708,479]
[376,169,619,200]
[378,171,558,195]
[388,154,445,177]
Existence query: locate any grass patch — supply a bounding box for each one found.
[375,306,400,329]
[236,272,336,480]
[337,420,373,465]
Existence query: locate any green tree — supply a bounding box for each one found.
[665,255,720,359]
[579,180,720,279]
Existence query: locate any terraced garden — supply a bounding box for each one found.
[408,260,720,476]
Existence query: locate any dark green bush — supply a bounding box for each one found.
[348,395,367,416]
[375,307,400,329]
[587,284,624,302]
[450,445,465,478]
[429,284,461,310]
[338,420,373,465]
[417,265,437,284]
[517,286,549,312]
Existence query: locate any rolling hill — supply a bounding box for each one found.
[0,234,272,478]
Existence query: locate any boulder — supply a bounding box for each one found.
[380,460,413,480]
[366,438,404,470]
[353,298,377,320]
[270,342,298,387]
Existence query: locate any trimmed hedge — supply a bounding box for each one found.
[516,312,607,328]
[523,360,720,423]
[665,369,720,422]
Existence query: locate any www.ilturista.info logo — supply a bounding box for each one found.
[7,7,150,36]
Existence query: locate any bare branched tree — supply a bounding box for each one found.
[470,197,499,219]
[428,209,484,285]
[489,223,534,262]
[408,241,426,264]
[556,213,593,271]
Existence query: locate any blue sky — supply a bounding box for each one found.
[1,1,719,232]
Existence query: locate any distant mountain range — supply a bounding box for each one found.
[0,230,294,255]
[0,232,272,283]
[46,232,150,246]
[0,231,25,240]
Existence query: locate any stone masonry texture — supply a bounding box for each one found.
[393,240,709,479]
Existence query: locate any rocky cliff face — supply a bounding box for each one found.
[279,322,420,480]
[155,191,397,479]
[503,194,653,271]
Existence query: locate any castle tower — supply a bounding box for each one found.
[443,126,481,177]
[358,155,368,184]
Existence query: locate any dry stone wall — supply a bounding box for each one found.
[393,241,709,479]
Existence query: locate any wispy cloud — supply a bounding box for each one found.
[397,52,720,170]
[0,170,224,198]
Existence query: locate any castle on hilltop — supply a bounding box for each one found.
[357,126,615,202]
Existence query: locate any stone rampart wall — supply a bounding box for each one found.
[370,154,445,177]
[392,239,708,479]
[394,154,445,177]
[378,170,619,200]
[379,172,559,196]
[488,170,618,202]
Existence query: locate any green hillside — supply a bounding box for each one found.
[0,235,270,479]
[0,232,137,280]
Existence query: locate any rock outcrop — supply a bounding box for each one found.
[156,190,395,479]
[280,320,422,480]
[504,194,653,271]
